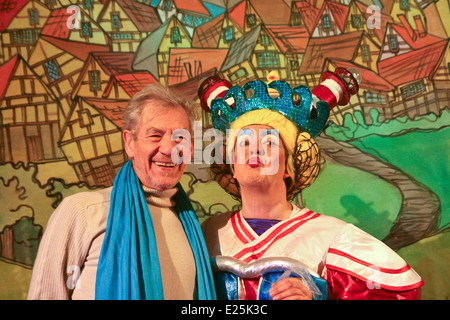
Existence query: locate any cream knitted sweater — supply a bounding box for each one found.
[27,186,196,300]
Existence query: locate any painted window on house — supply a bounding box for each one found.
[365,91,386,104]
[29,8,39,25]
[84,0,93,9]
[11,31,21,44]
[22,29,34,44]
[260,34,270,46]
[81,22,93,37]
[112,33,132,40]
[351,14,362,28]
[163,0,172,10]
[322,15,331,29]
[362,45,371,62]
[78,109,94,128]
[401,81,425,99]
[400,0,409,10]
[224,27,234,42]
[388,35,399,52]
[92,163,115,186]
[183,14,194,27]
[247,14,257,27]
[11,30,38,44]
[171,27,181,43]
[291,12,302,26]
[229,67,248,82]
[112,13,120,29]
[45,59,62,83]
[256,52,280,68]
[194,16,204,27]
[89,71,101,91]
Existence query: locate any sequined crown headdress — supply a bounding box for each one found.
[198,68,361,201]
[199,68,361,138]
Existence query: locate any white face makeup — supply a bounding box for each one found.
[233,125,283,179]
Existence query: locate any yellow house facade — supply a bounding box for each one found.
[156,17,192,86]
[0,55,64,164]
[0,0,51,63]
[28,35,110,127]
[97,0,161,52]
[71,51,135,99]
[59,97,127,186]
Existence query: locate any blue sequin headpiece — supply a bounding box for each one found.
[209,80,330,138]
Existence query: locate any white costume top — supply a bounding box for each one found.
[202,205,423,299]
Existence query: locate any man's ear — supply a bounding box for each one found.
[123,130,135,159]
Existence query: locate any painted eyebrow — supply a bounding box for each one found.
[260,129,279,137]
[238,128,255,137]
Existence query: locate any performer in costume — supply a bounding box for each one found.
[198,69,423,300]
[28,84,216,300]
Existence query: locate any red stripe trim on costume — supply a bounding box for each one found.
[328,248,411,274]
[326,265,424,292]
[231,212,250,244]
[236,211,256,242]
[233,211,319,262]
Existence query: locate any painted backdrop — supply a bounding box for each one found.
[0,0,448,299]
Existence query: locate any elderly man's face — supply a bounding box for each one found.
[123,102,192,190]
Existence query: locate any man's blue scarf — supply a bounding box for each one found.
[95,160,216,300]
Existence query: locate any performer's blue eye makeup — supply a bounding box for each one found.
[238,129,254,137]
[260,129,280,146]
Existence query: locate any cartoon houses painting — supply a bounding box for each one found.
[156,0,211,36]
[97,0,161,52]
[192,0,245,48]
[0,0,449,300]
[59,96,128,186]
[28,7,110,126]
[298,31,378,87]
[0,0,51,63]
[266,25,309,85]
[133,15,192,85]
[311,0,349,38]
[72,51,135,99]
[0,55,64,163]
[378,17,448,119]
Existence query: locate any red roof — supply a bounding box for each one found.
[0,55,19,100]
[192,14,223,48]
[266,26,309,54]
[228,0,246,31]
[168,48,228,85]
[391,23,445,50]
[174,0,210,16]
[299,31,363,75]
[39,35,110,61]
[314,0,349,33]
[103,72,158,98]
[327,59,394,92]
[249,0,291,25]
[378,40,448,86]
[92,52,135,76]
[294,1,320,34]
[0,0,29,32]
[40,8,73,39]
[83,98,128,129]
[354,1,392,43]
[325,1,349,32]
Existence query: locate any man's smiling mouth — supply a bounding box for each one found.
[154,161,176,167]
